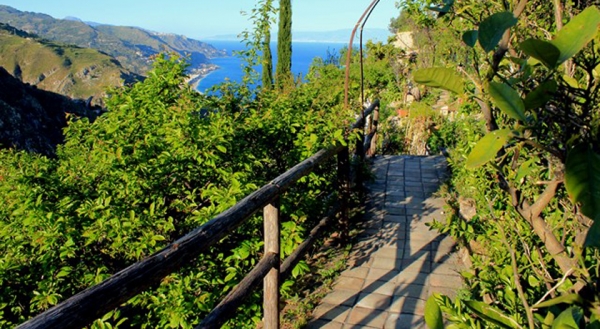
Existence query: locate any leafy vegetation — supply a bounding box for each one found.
[0,0,421,320]
[398,1,600,328]
[0,47,364,327]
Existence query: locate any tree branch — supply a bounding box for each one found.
[499,224,535,329]
[521,179,561,220]
[553,0,563,31]
[513,0,528,18]
[533,268,575,307]
[516,178,576,275]
[499,174,575,275]
[490,0,529,74]
[475,98,499,132]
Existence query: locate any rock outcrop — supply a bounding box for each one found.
[0,66,100,155]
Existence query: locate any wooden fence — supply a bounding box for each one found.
[17,100,380,329]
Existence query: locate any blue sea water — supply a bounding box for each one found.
[197,40,346,92]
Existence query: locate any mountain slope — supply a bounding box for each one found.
[94,25,217,69]
[0,23,139,105]
[0,5,225,75]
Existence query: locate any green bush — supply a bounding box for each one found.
[0,53,353,328]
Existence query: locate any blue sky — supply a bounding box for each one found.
[0,1,400,39]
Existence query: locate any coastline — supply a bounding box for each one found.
[193,40,355,92]
[186,63,220,90]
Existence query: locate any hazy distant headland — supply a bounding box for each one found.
[204,28,392,44]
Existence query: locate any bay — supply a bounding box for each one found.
[197,40,346,92]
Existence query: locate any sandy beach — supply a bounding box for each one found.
[186,63,220,90]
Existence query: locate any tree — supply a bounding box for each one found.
[262,28,273,88]
[260,0,275,89]
[238,0,275,88]
[276,0,292,87]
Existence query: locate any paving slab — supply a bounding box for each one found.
[308,156,465,328]
[346,307,389,327]
[385,313,426,329]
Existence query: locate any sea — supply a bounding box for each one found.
[196,40,347,92]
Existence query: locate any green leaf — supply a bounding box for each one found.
[413,68,464,94]
[478,12,518,52]
[551,6,600,65]
[224,272,237,283]
[465,300,522,328]
[534,293,584,308]
[149,202,155,216]
[56,266,72,278]
[46,293,59,306]
[216,145,227,153]
[466,129,513,169]
[584,215,600,248]
[516,158,536,181]
[527,275,540,287]
[291,261,309,278]
[565,144,600,219]
[544,312,557,328]
[551,306,582,329]
[462,30,478,47]
[520,39,560,69]
[563,75,579,89]
[524,80,558,110]
[153,235,166,241]
[488,82,527,122]
[589,314,600,329]
[425,295,444,329]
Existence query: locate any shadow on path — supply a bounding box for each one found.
[307,155,464,329]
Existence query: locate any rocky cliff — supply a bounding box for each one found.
[0,66,101,155]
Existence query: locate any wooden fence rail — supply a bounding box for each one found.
[17,100,380,329]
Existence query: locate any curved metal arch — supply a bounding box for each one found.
[343,0,382,111]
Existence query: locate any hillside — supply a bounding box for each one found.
[95,25,219,69]
[0,23,140,105]
[0,5,225,75]
[0,65,100,155]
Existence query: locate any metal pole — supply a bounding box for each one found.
[344,0,380,109]
[360,0,381,109]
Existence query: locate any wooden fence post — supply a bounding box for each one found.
[368,104,379,156]
[337,146,351,240]
[355,113,366,194]
[263,200,280,329]
[356,123,365,163]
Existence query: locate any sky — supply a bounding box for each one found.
[0,1,400,39]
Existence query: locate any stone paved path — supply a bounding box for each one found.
[308,155,464,329]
